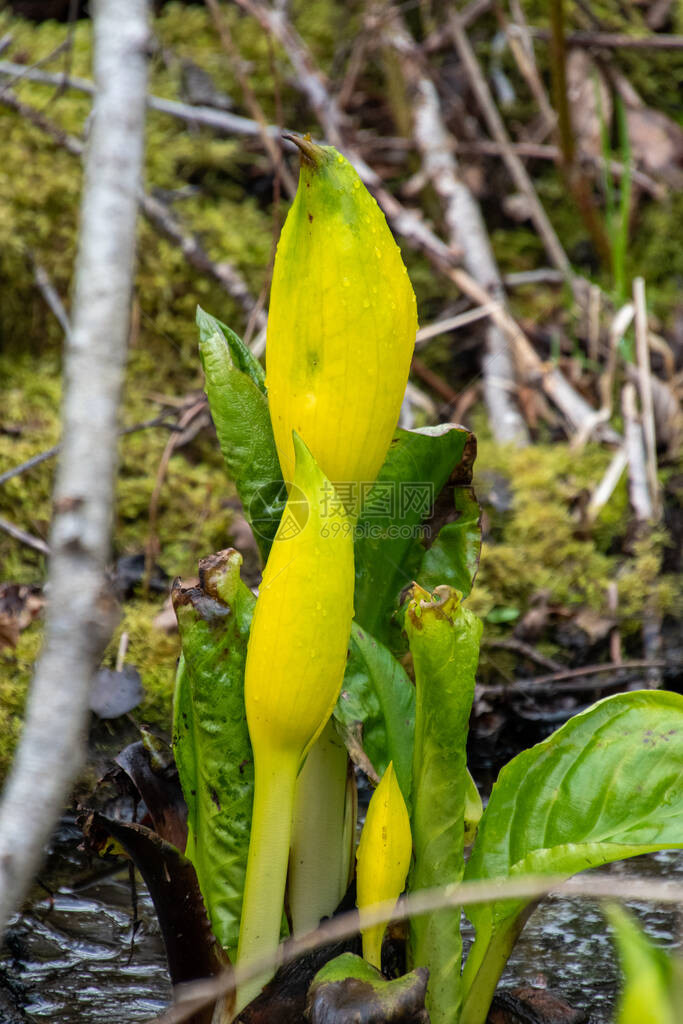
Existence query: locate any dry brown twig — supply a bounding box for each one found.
[530,28,683,50]
[449,11,575,289]
[501,0,556,137]
[144,397,209,595]
[0,515,50,557]
[204,0,297,199]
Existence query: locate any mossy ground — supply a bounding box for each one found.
[0,2,680,779]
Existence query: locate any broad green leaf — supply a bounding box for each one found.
[405,585,483,1024]
[196,307,283,560]
[334,622,414,804]
[308,953,428,1024]
[197,306,265,392]
[418,486,481,597]
[607,905,681,1024]
[461,691,683,1024]
[354,423,477,644]
[172,549,255,957]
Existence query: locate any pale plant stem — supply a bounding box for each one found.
[235,749,298,1011]
[459,910,534,1024]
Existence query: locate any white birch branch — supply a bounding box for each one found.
[0,0,149,934]
[407,69,530,444]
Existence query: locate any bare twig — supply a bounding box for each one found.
[0,0,149,935]
[0,445,61,487]
[410,356,459,405]
[0,89,264,327]
[415,304,501,347]
[29,255,72,338]
[139,192,265,326]
[423,0,493,51]
[204,0,297,199]
[633,278,660,518]
[586,445,628,523]
[531,28,683,50]
[449,12,575,288]
[502,0,556,135]
[0,87,83,155]
[388,11,529,444]
[233,0,350,153]
[482,636,563,673]
[445,267,621,443]
[493,658,667,689]
[452,137,665,198]
[0,414,181,490]
[622,383,653,521]
[0,37,72,97]
[0,515,50,557]
[0,58,293,142]
[503,269,565,287]
[147,870,683,1024]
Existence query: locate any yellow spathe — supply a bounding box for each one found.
[244,432,355,760]
[266,139,417,511]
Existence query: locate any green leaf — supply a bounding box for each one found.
[354,424,477,645]
[172,549,255,957]
[405,585,482,1024]
[334,622,415,805]
[461,691,683,1024]
[418,486,481,597]
[308,952,429,1024]
[607,905,681,1024]
[485,606,520,624]
[196,306,283,560]
[196,306,266,392]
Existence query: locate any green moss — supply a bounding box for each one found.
[102,600,182,730]
[0,625,42,780]
[468,439,678,641]
[0,602,181,782]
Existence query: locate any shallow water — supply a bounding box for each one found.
[3,845,681,1022]
[473,849,683,1022]
[1,817,171,1022]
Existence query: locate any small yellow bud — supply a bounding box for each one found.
[356,761,412,970]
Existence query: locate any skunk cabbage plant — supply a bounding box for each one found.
[156,133,683,1024]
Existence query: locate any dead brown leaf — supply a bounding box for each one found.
[567,51,611,161]
[0,583,44,649]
